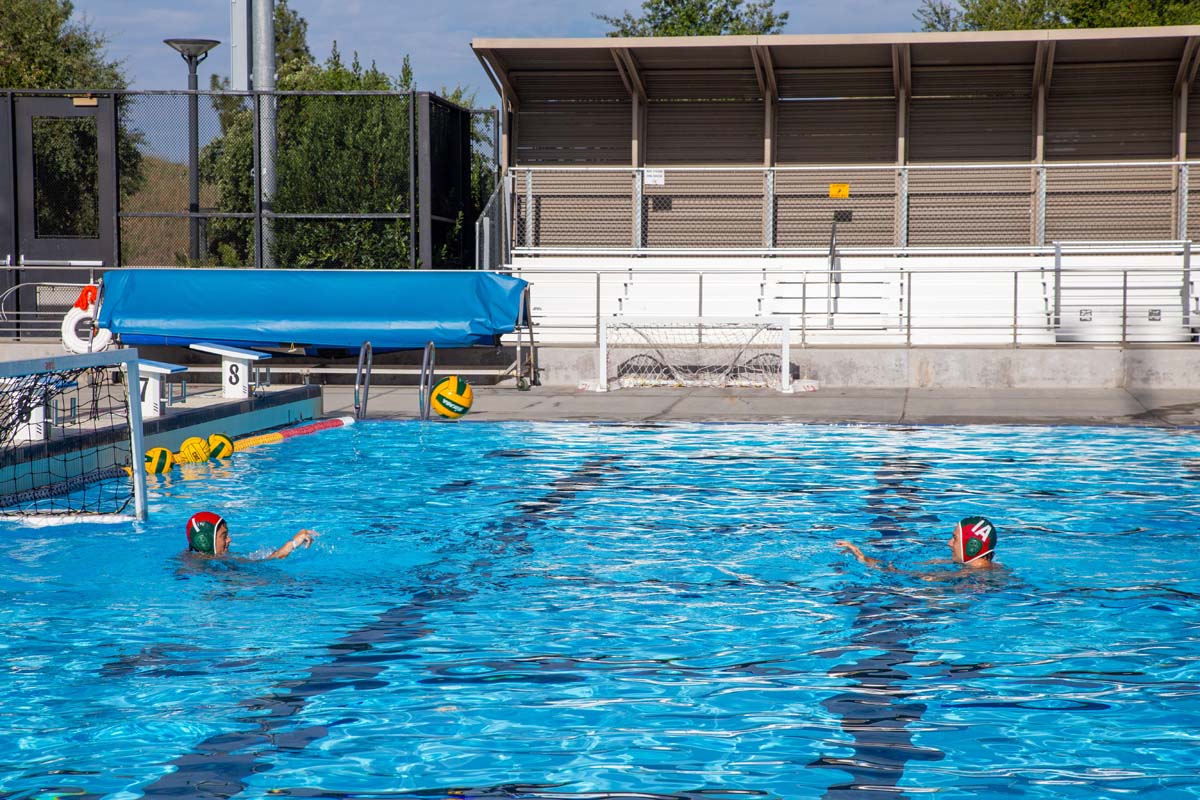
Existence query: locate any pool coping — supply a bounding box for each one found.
[319,385,1200,428]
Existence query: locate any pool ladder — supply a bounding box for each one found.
[354,341,373,419]
[418,341,436,421]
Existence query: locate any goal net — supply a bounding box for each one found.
[598,317,793,392]
[0,351,147,520]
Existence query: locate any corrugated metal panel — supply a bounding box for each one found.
[774,169,895,247]
[643,70,761,100]
[646,102,764,165]
[908,167,1033,245]
[1046,63,1175,160]
[1189,78,1200,159]
[514,170,633,247]
[910,98,1032,162]
[910,67,1033,163]
[777,99,897,164]
[642,170,762,247]
[911,66,1032,98]
[776,68,894,99]
[512,72,629,103]
[1045,165,1174,239]
[516,102,631,165]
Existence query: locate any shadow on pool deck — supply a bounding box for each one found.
[321,385,1200,427]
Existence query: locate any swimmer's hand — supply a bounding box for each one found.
[293,529,318,548]
[835,540,862,558]
[835,540,886,570]
[266,529,319,560]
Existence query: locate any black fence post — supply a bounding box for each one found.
[1,92,14,329]
[461,103,473,269]
[111,91,121,267]
[417,91,433,270]
[409,89,416,270]
[1,92,16,270]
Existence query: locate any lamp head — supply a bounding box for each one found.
[164,38,220,63]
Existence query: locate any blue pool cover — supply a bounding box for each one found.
[96,269,529,351]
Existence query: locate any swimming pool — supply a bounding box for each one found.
[1,421,1198,799]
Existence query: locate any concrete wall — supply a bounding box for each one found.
[542,344,1200,390]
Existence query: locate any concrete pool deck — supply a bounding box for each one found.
[321,385,1200,427]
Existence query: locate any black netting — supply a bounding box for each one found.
[1,365,135,515]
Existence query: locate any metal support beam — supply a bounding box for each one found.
[478,50,519,112]
[480,51,518,170]
[892,44,910,165]
[1032,40,1056,163]
[752,45,777,166]
[612,48,647,167]
[1173,36,1200,161]
[613,48,647,103]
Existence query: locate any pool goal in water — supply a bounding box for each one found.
[597,316,794,393]
[0,350,147,520]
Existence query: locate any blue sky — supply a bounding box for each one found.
[71,0,922,104]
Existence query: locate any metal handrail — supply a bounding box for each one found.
[0,281,88,320]
[418,341,436,420]
[353,340,373,420]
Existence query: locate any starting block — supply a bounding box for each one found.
[138,360,187,419]
[189,343,271,399]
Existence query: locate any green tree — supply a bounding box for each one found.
[202,46,416,268]
[914,0,1200,31]
[204,0,488,268]
[274,0,314,78]
[0,0,143,235]
[1066,0,1200,27]
[596,0,789,36]
[443,85,499,257]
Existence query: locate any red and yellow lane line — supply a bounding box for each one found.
[233,416,356,452]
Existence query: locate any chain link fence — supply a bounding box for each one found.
[110,90,496,269]
[506,162,1198,253]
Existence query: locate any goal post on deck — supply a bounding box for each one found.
[597,316,793,393]
[0,350,147,520]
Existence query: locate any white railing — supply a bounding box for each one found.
[509,260,1199,347]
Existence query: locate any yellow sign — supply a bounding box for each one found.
[829,183,850,199]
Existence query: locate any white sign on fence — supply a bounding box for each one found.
[644,169,665,186]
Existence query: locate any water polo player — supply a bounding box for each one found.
[836,515,1001,574]
[949,516,997,566]
[186,511,318,560]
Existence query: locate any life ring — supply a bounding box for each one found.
[61,285,113,354]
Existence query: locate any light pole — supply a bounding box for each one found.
[164,38,220,263]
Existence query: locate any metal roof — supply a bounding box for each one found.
[473,27,1200,104]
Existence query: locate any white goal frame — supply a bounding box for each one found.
[597,316,793,393]
[1,349,147,520]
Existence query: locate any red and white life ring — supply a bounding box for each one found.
[61,285,113,354]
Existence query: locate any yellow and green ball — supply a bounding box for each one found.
[145,447,175,474]
[208,432,235,459]
[431,376,473,419]
[176,436,212,463]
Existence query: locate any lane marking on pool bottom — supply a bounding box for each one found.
[807,456,946,798]
[135,454,623,800]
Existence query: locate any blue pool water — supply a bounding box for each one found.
[1,421,1199,799]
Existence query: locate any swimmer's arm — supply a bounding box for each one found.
[834,540,896,572]
[266,529,318,560]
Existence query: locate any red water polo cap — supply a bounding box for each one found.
[186,511,226,553]
[958,516,996,563]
